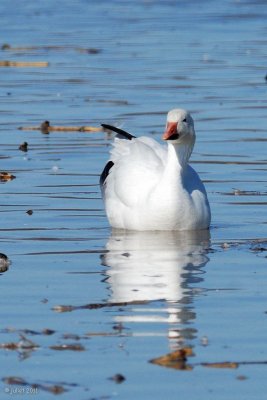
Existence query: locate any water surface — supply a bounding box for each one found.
[0,0,267,399]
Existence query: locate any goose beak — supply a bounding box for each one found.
[162,122,179,141]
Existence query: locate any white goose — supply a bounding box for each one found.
[100,108,211,231]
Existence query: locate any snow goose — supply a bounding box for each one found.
[100,108,211,231]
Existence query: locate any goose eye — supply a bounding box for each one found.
[182,118,187,122]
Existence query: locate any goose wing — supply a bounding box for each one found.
[100,126,166,207]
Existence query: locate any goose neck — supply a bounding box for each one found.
[167,142,192,170]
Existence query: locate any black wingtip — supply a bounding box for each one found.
[100,160,114,187]
[101,124,136,140]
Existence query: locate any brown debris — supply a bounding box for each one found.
[0,61,48,67]
[201,360,267,368]
[18,334,39,350]
[46,385,67,395]
[0,172,16,182]
[52,300,149,313]
[52,305,75,313]
[0,253,10,273]
[40,120,50,134]
[2,376,67,394]
[150,351,267,371]
[50,343,85,351]
[48,125,102,132]
[202,361,239,369]
[0,264,9,273]
[150,347,194,370]
[0,334,39,351]
[0,342,18,350]
[0,253,9,261]
[19,120,102,133]
[3,377,27,385]
[19,141,28,152]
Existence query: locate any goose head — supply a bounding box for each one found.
[162,109,195,145]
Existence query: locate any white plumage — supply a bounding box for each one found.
[100,108,211,231]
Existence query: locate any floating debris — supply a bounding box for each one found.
[18,334,39,350]
[0,61,48,67]
[0,253,10,273]
[0,334,39,351]
[19,141,28,152]
[26,210,33,216]
[1,43,101,54]
[19,120,102,133]
[108,374,126,384]
[150,347,194,370]
[18,328,55,336]
[76,47,101,54]
[234,189,242,196]
[50,343,85,351]
[52,300,149,313]
[18,329,40,336]
[250,245,267,253]
[40,120,50,134]
[150,350,267,371]
[3,377,26,385]
[2,376,68,395]
[201,359,267,369]
[42,329,55,335]
[0,172,16,182]
[202,361,238,369]
[218,239,266,252]
[52,305,75,313]
[232,188,262,196]
[85,331,128,337]
[62,333,81,340]
[0,342,19,350]
[47,125,102,132]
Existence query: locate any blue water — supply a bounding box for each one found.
[0,0,267,399]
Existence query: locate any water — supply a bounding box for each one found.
[0,0,267,398]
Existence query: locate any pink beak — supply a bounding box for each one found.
[162,122,178,140]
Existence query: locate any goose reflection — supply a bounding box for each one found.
[102,229,210,347]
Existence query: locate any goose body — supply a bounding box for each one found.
[100,109,211,231]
